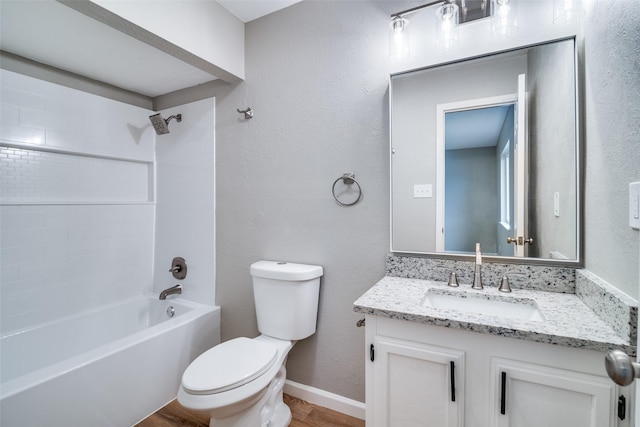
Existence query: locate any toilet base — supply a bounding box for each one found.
[209,365,290,427]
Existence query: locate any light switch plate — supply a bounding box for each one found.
[414,184,432,198]
[630,182,640,230]
[553,192,560,217]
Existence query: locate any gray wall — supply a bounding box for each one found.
[391,55,526,252]
[181,0,639,403]
[214,1,391,402]
[583,1,640,298]
[527,41,577,259]
[445,147,498,253]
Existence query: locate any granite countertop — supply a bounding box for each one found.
[354,276,635,355]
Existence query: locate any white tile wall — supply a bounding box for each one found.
[0,70,155,161]
[0,146,151,203]
[153,98,215,306]
[0,70,156,334]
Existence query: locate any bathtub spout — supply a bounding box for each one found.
[159,284,182,300]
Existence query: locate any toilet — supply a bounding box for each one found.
[177,260,323,427]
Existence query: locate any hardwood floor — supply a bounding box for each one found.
[136,394,364,427]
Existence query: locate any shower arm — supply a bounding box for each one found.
[165,114,182,124]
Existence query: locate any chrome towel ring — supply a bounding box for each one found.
[332,173,362,206]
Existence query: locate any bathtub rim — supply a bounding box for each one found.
[0,294,219,401]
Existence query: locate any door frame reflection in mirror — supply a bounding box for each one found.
[436,94,519,256]
[389,36,581,266]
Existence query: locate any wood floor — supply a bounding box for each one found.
[136,394,365,427]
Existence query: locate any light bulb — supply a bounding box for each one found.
[389,17,410,60]
[436,2,459,50]
[491,0,517,37]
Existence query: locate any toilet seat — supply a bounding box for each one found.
[182,337,278,395]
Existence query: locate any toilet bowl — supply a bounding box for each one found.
[177,261,323,427]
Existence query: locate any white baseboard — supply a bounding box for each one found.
[284,380,365,420]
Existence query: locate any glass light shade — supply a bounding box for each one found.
[435,2,459,50]
[491,0,518,38]
[389,17,410,61]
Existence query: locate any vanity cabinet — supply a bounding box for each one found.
[372,336,464,427]
[490,358,615,427]
[365,316,633,427]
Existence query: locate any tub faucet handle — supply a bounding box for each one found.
[169,257,187,280]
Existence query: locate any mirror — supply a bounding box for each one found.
[390,38,580,263]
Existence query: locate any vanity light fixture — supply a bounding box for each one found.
[389,0,516,59]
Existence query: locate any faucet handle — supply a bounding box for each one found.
[499,276,512,293]
[448,271,460,287]
[169,257,187,280]
[499,272,526,292]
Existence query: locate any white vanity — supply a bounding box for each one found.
[354,266,636,427]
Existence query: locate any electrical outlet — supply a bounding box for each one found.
[414,184,433,198]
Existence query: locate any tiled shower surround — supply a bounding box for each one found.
[0,70,155,334]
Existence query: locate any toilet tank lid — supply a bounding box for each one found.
[250,260,323,281]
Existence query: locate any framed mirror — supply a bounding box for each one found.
[390,37,581,264]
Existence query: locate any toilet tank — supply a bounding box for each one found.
[250,261,323,340]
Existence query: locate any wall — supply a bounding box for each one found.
[49,0,638,405]
[583,0,640,298]
[214,1,392,403]
[153,98,216,304]
[527,41,577,259]
[209,0,640,404]
[445,147,498,253]
[0,70,155,334]
[391,55,525,252]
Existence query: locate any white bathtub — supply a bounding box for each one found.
[0,295,220,427]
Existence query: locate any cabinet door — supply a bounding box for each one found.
[373,336,464,427]
[491,358,615,427]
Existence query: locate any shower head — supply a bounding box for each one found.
[149,113,182,135]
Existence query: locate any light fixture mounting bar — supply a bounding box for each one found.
[391,0,492,24]
[391,0,447,18]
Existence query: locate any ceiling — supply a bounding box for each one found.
[0,1,301,98]
[445,105,513,150]
[218,0,303,23]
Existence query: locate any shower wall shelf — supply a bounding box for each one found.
[1,141,154,205]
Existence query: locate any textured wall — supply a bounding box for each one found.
[213,0,640,403]
[527,40,577,259]
[583,0,640,298]
[214,1,391,402]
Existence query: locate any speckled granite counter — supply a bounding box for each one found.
[354,276,636,356]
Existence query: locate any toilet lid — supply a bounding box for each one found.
[182,337,278,395]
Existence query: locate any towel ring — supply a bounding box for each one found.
[332,173,362,206]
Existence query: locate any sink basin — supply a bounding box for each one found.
[422,290,545,321]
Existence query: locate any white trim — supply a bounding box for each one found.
[283,380,366,420]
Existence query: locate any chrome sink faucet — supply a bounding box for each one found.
[159,284,182,300]
[472,243,483,290]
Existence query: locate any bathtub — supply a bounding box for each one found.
[0,295,220,427]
